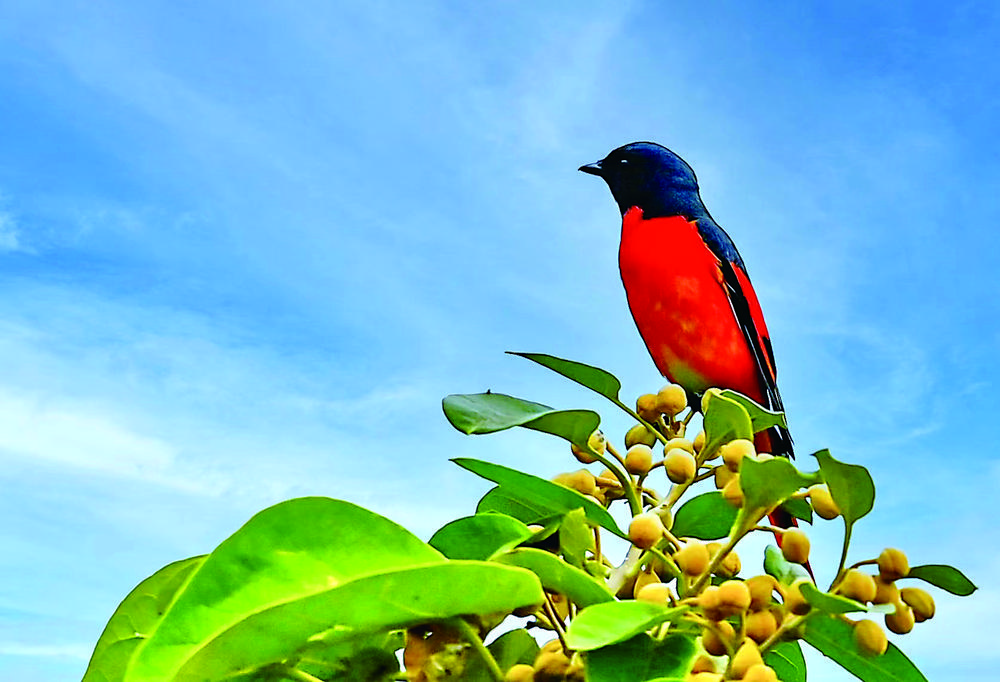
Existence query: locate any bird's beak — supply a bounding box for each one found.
[578,161,604,177]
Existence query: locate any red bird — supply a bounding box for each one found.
[580,142,792,457]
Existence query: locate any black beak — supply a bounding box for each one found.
[578,161,604,177]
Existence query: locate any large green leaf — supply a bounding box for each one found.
[565,601,686,650]
[763,640,806,682]
[584,633,696,682]
[717,389,788,432]
[477,486,555,525]
[905,564,977,596]
[814,449,874,525]
[493,548,613,608]
[739,456,817,518]
[83,556,206,682]
[510,352,623,402]
[803,613,927,682]
[428,514,533,561]
[671,492,738,540]
[453,458,626,538]
[442,393,600,446]
[701,392,753,459]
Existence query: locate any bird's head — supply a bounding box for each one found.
[580,142,705,220]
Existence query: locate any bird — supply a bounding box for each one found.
[579,141,792,459]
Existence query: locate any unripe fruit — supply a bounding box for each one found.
[571,443,598,464]
[873,577,899,605]
[745,609,778,644]
[552,469,598,497]
[625,423,658,449]
[636,581,672,604]
[716,579,752,616]
[900,587,935,622]
[714,465,736,489]
[783,579,812,616]
[633,568,661,599]
[533,648,571,682]
[730,640,764,679]
[746,575,777,611]
[877,548,909,582]
[853,619,888,656]
[885,601,915,634]
[720,438,755,471]
[690,655,716,674]
[665,448,697,483]
[699,585,725,622]
[675,541,710,577]
[808,483,840,520]
[687,673,723,682]
[700,617,734,654]
[636,393,661,421]
[781,529,811,565]
[628,513,665,550]
[717,550,741,578]
[693,430,706,454]
[839,569,877,603]
[722,475,744,507]
[742,663,779,682]
[664,437,695,454]
[506,663,535,682]
[625,444,654,475]
[656,383,688,415]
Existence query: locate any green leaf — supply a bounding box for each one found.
[906,564,977,596]
[295,630,401,682]
[565,601,686,650]
[764,545,811,585]
[583,633,696,682]
[83,555,206,682]
[672,492,739,540]
[509,352,623,402]
[521,409,602,446]
[814,449,874,525]
[801,581,868,614]
[453,458,626,538]
[559,508,593,567]
[701,392,753,459]
[781,496,814,524]
[803,613,928,682]
[464,629,539,681]
[428,514,534,561]
[764,640,806,682]
[477,487,556,525]
[739,456,817,517]
[442,392,602,448]
[717,389,788,432]
[493,548,613,608]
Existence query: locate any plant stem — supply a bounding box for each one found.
[452,618,505,682]
[601,443,643,517]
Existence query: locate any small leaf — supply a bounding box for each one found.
[510,352,623,402]
[493,548,613,608]
[565,601,686,650]
[672,492,739,540]
[702,393,753,459]
[443,392,552,434]
[717,389,788,432]
[906,564,977,596]
[559,508,593,567]
[583,633,696,682]
[780,496,814,524]
[428,514,533,561]
[803,613,928,682]
[763,640,806,682]
[453,458,626,538]
[739,457,817,517]
[764,545,810,585]
[814,449,875,525]
[800,581,868,614]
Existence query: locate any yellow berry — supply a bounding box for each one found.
[628,513,665,550]
[636,581,672,604]
[745,609,778,644]
[717,550,741,579]
[781,529,811,565]
[877,548,909,582]
[636,393,661,421]
[699,585,725,622]
[730,639,764,679]
[632,568,661,599]
[664,437,695,454]
[808,483,840,520]
[693,430,706,453]
[533,649,571,681]
[722,475,744,507]
[552,469,598,497]
[742,663,779,682]
[625,444,654,475]
[839,569,877,603]
[690,655,716,674]
[686,674,723,682]
[900,587,935,622]
[716,579,752,616]
[570,443,598,464]
[783,579,812,616]
[714,465,736,489]
[700,617,734,654]
[625,423,658,449]
[853,619,888,656]
[873,577,899,605]
[884,601,915,634]
[746,575,777,611]
[506,663,535,682]
[665,448,697,483]
[720,438,755,471]
[656,384,688,415]
[675,541,710,577]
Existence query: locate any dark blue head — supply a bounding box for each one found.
[580,142,709,220]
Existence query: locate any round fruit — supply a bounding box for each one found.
[636,581,672,604]
[716,579,752,616]
[877,548,909,582]
[552,469,598,497]
[636,393,661,421]
[808,483,840,520]
[690,655,716,674]
[853,619,888,656]
[675,541,710,577]
[687,674,723,682]
[632,568,661,599]
[900,587,935,622]
[717,550,741,578]
[742,663,779,682]
[700,617,734,655]
[885,602,915,634]
[625,423,658,449]
[722,475,744,507]
[781,529,810,565]
[873,577,899,605]
[656,383,688,415]
[628,513,665,550]
[664,436,695,454]
[745,609,778,644]
[783,579,811,616]
[693,430,706,454]
[720,438,755,472]
[745,575,777,611]
[625,444,654,475]
[570,443,598,464]
[699,585,724,622]
[665,448,697,483]
[714,465,736,489]
[505,663,535,682]
[730,640,764,679]
[839,569,877,603]
[533,648,571,682]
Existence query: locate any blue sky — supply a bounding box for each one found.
[0,2,997,679]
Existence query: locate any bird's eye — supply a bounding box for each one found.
[618,158,629,165]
